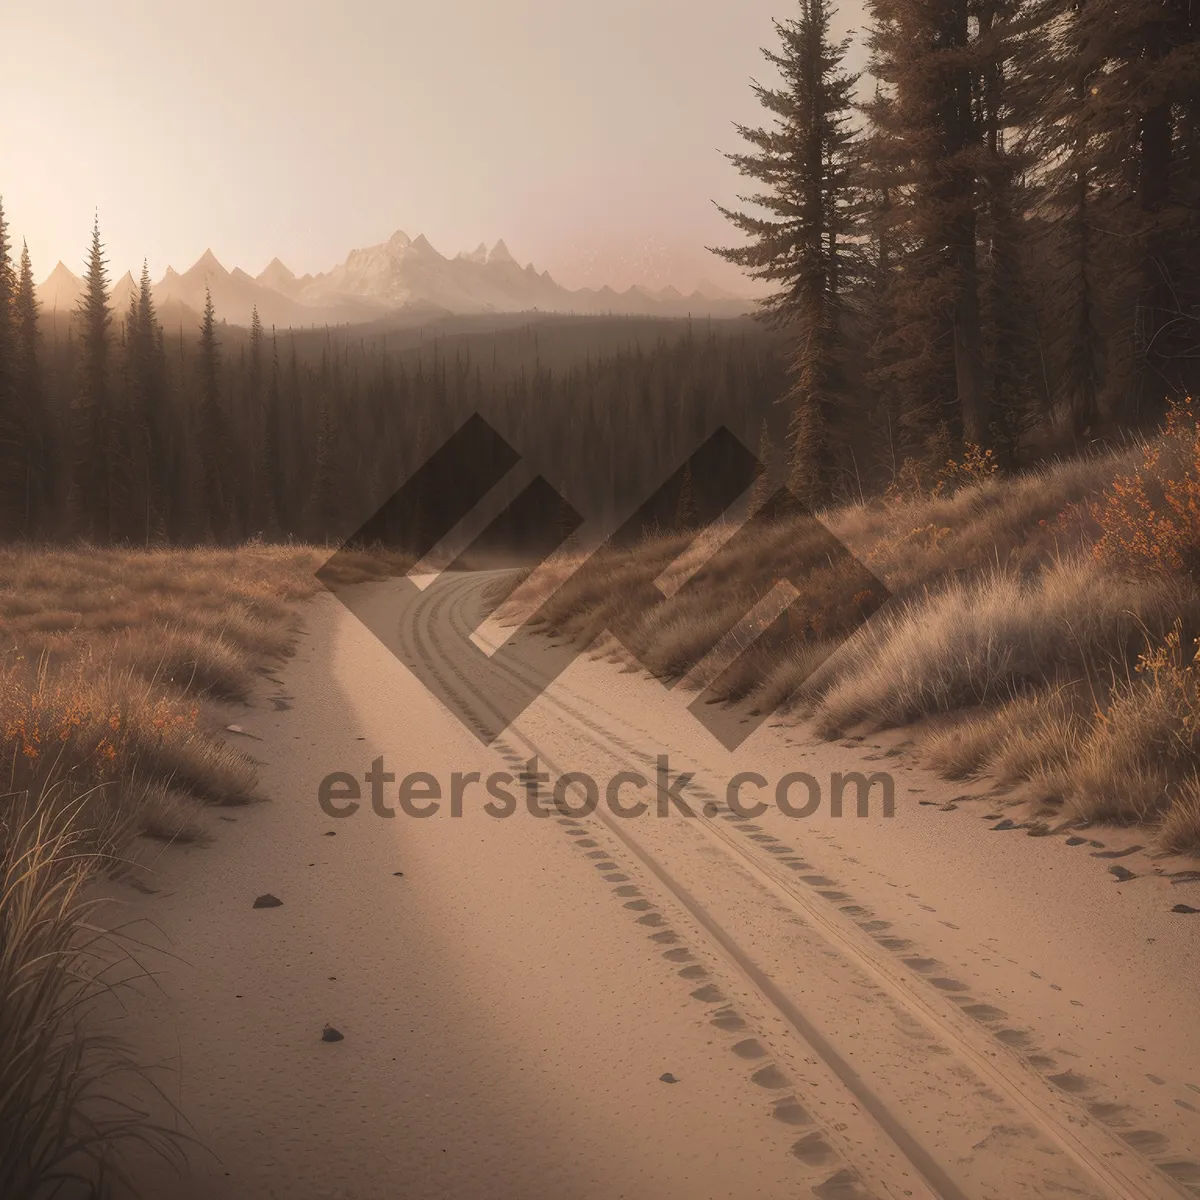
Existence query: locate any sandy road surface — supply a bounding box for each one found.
[111,571,1200,1199]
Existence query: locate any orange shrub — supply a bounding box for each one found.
[1,659,200,798]
[1093,397,1200,578]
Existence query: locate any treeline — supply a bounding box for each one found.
[718,0,1199,504]
[0,206,786,546]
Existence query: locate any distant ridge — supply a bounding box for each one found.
[37,231,755,327]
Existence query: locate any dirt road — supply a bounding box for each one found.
[114,572,1200,1199]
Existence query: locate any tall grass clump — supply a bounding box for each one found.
[0,794,187,1198]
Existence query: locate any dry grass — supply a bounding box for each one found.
[0,543,327,1198]
[795,559,1185,733]
[497,432,1200,854]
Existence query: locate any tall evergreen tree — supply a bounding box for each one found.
[263,327,284,534]
[714,0,860,506]
[72,216,116,540]
[748,419,776,512]
[13,241,50,534]
[197,286,227,540]
[0,198,19,536]
[1040,0,1200,422]
[126,260,169,541]
[245,305,268,532]
[863,0,999,458]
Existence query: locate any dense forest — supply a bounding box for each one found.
[0,0,1196,544]
[717,0,1198,504]
[0,216,786,545]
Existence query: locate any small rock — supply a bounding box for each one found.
[1109,865,1137,882]
[323,831,336,837]
[659,1072,679,1084]
[1172,904,1200,914]
[322,1024,344,1043]
[225,724,262,739]
[253,893,283,909]
[1065,836,1087,846]
[393,871,404,877]
[991,819,1017,831]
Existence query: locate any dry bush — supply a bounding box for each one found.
[1030,624,1200,848]
[1092,396,1200,579]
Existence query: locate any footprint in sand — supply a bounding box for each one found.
[790,1131,833,1166]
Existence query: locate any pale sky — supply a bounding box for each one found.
[2,0,866,294]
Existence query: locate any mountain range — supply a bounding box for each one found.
[36,231,754,327]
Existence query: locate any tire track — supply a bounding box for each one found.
[418,569,1185,1200]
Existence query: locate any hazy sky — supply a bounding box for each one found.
[2,0,867,294]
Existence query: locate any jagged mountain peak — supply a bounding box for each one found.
[410,233,442,258]
[43,260,81,283]
[35,261,85,310]
[487,239,516,266]
[41,230,752,326]
[185,248,228,277]
[259,256,296,283]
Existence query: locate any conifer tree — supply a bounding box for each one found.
[309,389,339,539]
[126,260,168,540]
[72,216,116,540]
[0,199,19,535]
[748,419,775,513]
[714,0,860,506]
[675,462,698,529]
[861,0,1028,459]
[13,241,49,534]
[197,286,227,539]
[263,327,284,534]
[1037,0,1200,423]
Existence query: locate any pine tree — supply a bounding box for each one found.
[863,0,989,459]
[675,462,698,530]
[72,215,116,541]
[126,260,168,541]
[263,327,284,534]
[0,198,19,537]
[1039,0,1200,423]
[748,419,776,512]
[975,0,1045,463]
[310,389,339,540]
[240,305,266,534]
[714,0,860,506]
[13,241,50,535]
[197,286,227,540]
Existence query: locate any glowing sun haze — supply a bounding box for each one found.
[2,0,865,295]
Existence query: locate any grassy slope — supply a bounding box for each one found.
[499,430,1200,855]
